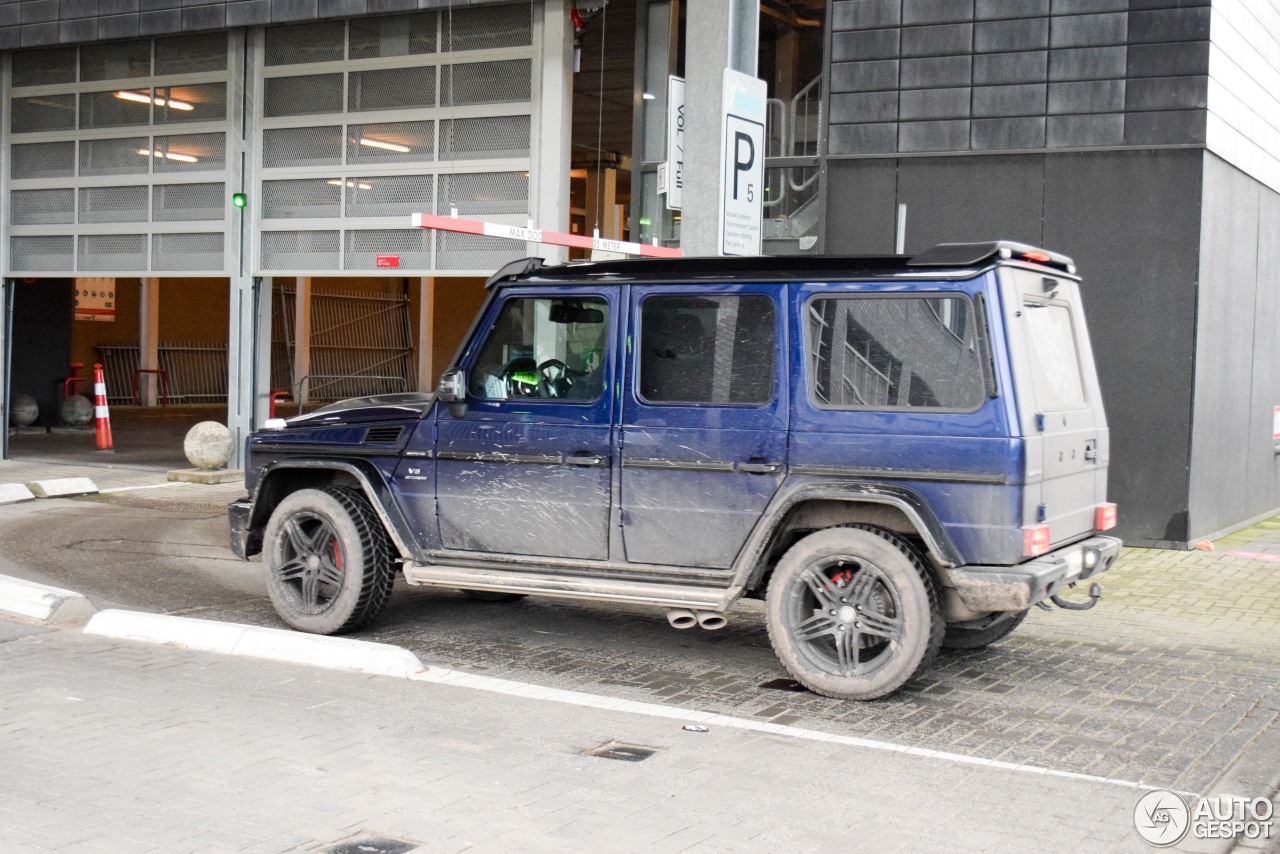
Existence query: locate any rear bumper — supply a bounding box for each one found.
[948,535,1122,612]
[228,498,257,560]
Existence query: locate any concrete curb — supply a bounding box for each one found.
[82,610,425,679]
[26,477,98,498]
[0,574,97,624]
[0,483,36,504]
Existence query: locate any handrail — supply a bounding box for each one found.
[789,74,824,158]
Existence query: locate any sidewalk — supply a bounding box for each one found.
[0,457,245,509]
[0,621,1146,854]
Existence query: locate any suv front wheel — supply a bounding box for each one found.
[262,486,395,635]
[765,526,944,700]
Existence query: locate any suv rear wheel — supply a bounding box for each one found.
[765,526,944,700]
[943,610,1028,650]
[263,487,395,635]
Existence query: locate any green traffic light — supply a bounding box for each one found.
[231,192,247,209]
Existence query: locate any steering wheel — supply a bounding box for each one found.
[538,359,571,398]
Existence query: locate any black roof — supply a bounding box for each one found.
[484,241,1077,289]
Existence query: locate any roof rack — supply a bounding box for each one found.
[485,240,1076,288]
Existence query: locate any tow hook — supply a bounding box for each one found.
[1037,581,1102,611]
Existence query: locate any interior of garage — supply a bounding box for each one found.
[5,273,487,469]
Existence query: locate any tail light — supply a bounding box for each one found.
[1023,525,1051,557]
[1095,503,1117,531]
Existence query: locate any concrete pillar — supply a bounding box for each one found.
[680,2,759,255]
[225,28,270,469]
[227,274,270,469]
[294,277,312,406]
[416,276,436,392]
[583,167,619,238]
[0,280,9,460]
[533,0,573,261]
[138,278,160,406]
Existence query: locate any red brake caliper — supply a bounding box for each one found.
[331,540,343,572]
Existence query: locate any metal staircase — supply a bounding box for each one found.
[763,74,823,255]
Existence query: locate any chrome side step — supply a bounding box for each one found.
[403,563,737,610]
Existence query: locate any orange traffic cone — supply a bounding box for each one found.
[93,363,114,452]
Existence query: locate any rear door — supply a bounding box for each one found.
[998,267,1108,544]
[619,285,787,569]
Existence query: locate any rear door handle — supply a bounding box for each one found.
[737,461,782,474]
[566,452,606,467]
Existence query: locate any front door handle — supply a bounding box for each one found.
[566,452,606,467]
[737,461,782,474]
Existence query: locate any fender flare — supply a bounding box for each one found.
[729,480,963,591]
[249,459,421,561]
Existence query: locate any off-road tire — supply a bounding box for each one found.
[943,609,1028,650]
[459,590,528,603]
[263,486,396,635]
[765,525,944,700]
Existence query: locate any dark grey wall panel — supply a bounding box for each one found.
[828,3,1210,157]
[823,158,898,255]
[895,154,1044,252]
[1043,149,1202,546]
[1190,155,1280,538]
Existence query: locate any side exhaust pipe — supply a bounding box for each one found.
[667,608,698,630]
[695,611,728,631]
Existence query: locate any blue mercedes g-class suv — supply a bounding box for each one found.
[229,241,1121,700]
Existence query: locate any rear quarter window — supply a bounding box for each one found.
[806,294,987,411]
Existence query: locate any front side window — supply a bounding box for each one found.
[468,296,608,401]
[807,295,986,411]
[639,294,776,404]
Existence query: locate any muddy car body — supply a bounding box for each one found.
[230,241,1121,699]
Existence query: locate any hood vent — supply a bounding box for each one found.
[363,426,405,445]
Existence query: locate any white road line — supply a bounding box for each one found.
[99,483,184,493]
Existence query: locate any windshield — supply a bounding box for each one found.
[1021,301,1086,411]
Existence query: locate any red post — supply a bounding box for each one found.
[93,363,114,451]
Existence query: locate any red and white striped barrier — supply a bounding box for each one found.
[411,212,683,259]
[92,363,113,452]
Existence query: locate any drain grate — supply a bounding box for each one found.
[323,837,417,854]
[759,677,807,692]
[583,741,659,762]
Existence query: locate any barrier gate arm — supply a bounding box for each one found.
[411,213,684,259]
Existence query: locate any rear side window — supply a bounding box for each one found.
[1021,301,1086,411]
[807,295,986,411]
[639,294,776,404]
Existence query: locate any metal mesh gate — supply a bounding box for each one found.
[271,284,415,405]
[96,342,229,404]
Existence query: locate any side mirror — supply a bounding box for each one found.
[436,369,465,403]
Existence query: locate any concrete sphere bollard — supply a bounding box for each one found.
[60,394,94,427]
[184,421,233,470]
[9,394,38,427]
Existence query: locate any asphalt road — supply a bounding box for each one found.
[3,491,1279,804]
